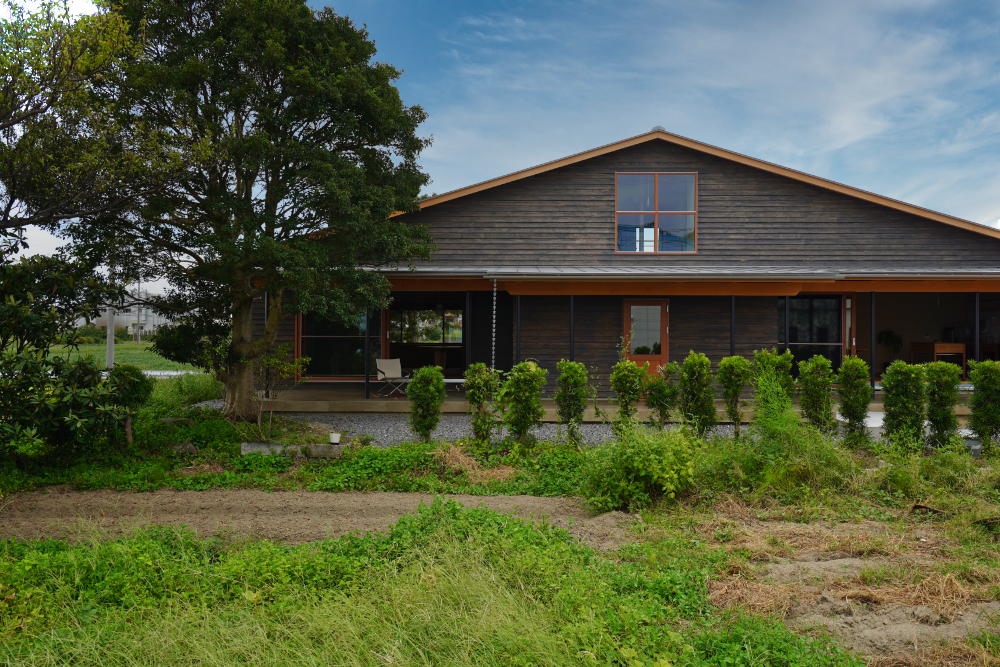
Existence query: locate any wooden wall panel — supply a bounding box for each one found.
[397,141,1000,268]
[669,296,731,367]
[471,290,513,371]
[736,296,780,358]
[515,295,571,393]
[572,296,622,397]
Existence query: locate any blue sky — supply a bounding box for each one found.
[331,0,1000,225]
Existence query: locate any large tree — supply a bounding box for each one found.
[71,0,433,413]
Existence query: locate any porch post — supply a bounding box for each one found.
[976,292,981,363]
[364,310,371,399]
[465,290,471,369]
[784,296,790,354]
[569,295,575,361]
[870,293,876,389]
[730,295,736,357]
[516,294,521,363]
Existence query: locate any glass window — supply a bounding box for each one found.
[777,296,843,372]
[629,305,661,355]
[389,309,463,344]
[301,312,380,377]
[616,173,697,253]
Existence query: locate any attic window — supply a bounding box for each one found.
[616,173,697,253]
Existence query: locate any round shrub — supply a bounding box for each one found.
[717,355,751,436]
[610,357,648,425]
[645,362,679,427]
[496,361,548,447]
[108,363,157,445]
[837,356,872,447]
[679,351,716,436]
[406,366,447,441]
[582,424,696,512]
[464,363,501,444]
[554,360,592,444]
[924,361,961,448]
[969,360,1000,453]
[752,348,794,398]
[798,355,835,433]
[881,360,926,452]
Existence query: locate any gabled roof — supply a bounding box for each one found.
[409,128,1000,242]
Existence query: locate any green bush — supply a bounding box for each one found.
[464,363,500,444]
[150,374,223,409]
[716,356,751,436]
[114,327,131,343]
[108,364,157,445]
[233,452,293,473]
[553,360,592,444]
[678,351,716,436]
[798,355,836,433]
[406,366,447,441]
[645,362,679,427]
[881,360,926,452]
[924,361,961,448]
[582,424,696,512]
[496,361,548,447]
[752,347,794,397]
[837,356,872,447]
[969,360,1000,452]
[609,357,648,425]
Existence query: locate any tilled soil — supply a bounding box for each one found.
[0,488,635,550]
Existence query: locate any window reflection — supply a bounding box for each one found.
[617,214,655,252]
[630,305,661,354]
[617,174,655,211]
[657,174,696,212]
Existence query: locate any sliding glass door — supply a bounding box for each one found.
[778,295,843,371]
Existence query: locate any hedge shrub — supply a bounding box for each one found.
[969,360,1000,452]
[610,357,648,425]
[798,355,836,433]
[679,351,716,436]
[881,360,926,451]
[716,356,751,436]
[645,362,679,427]
[554,360,592,444]
[463,363,501,444]
[108,363,157,445]
[837,356,872,447]
[752,348,795,398]
[496,361,548,447]
[924,361,961,448]
[406,366,447,441]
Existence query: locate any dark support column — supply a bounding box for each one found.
[465,290,471,369]
[364,310,371,399]
[784,296,790,354]
[730,295,736,357]
[569,295,575,362]
[870,293,876,389]
[516,295,521,363]
[976,292,981,363]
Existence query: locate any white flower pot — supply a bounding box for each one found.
[330,432,341,444]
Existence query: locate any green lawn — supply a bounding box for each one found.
[57,342,197,371]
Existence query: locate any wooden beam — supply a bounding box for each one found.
[501,280,807,296]
[388,277,496,291]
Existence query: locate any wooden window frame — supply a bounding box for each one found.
[615,172,698,255]
[623,299,669,372]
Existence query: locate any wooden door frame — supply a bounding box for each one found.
[623,299,669,371]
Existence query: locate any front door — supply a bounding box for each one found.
[623,299,668,372]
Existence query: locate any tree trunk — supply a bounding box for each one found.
[223,288,284,417]
[224,362,255,417]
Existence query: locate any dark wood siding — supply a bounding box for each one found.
[398,141,1000,268]
[250,294,296,349]
[471,290,513,371]
[515,295,570,393]
[573,296,622,397]
[736,296,780,358]
[669,296,731,367]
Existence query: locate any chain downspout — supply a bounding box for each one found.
[491,279,497,368]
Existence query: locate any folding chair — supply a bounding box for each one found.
[376,359,410,397]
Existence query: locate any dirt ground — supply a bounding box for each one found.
[0,488,634,551]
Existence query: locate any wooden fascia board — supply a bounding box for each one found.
[399,130,1000,242]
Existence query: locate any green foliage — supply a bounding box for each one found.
[406,366,446,441]
[108,364,155,409]
[837,356,873,447]
[924,361,961,448]
[751,348,794,397]
[496,361,547,447]
[798,355,836,433]
[645,362,679,427]
[610,357,648,425]
[678,351,716,436]
[553,360,592,444]
[150,374,222,409]
[716,356,751,436]
[582,425,696,512]
[881,360,926,452]
[969,360,1000,452]
[464,363,501,444]
[232,452,292,473]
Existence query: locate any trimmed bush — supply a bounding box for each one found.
[716,356,751,436]
[679,351,716,436]
[610,357,648,425]
[108,364,157,445]
[406,366,447,441]
[881,360,926,452]
[553,360,592,444]
[464,363,501,444]
[645,362,679,427]
[496,361,548,447]
[582,424,696,512]
[752,348,794,398]
[924,361,961,448]
[798,355,836,433]
[837,356,872,447]
[969,360,1000,453]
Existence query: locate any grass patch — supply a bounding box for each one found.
[54,342,197,371]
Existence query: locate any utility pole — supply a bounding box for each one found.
[105,304,115,368]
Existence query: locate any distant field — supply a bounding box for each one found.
[57,342,197,371]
